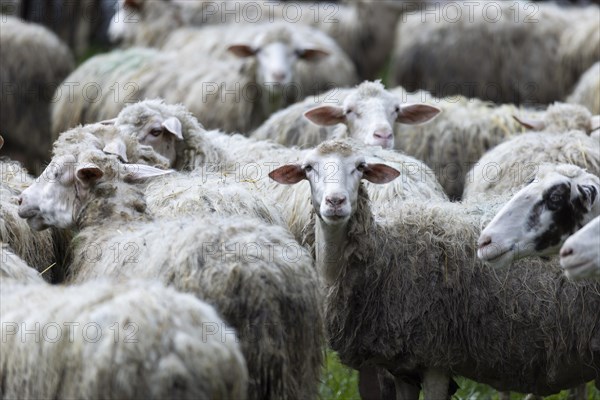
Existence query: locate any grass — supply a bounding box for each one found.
[320,350,600,400]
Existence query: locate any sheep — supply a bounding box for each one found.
[161,21,359,98]
[18,130,325,400]
[52,23,347,136]
[509,101,599,134]
[560,216,600,280]
[269,138,600,399]
[1,251,248,399]
[390,2,599,105]
[477,163,600,269]
[111,100,448,244]
[463,129,600,200]
[251,80,441,150]
[0,16,75,174]
[109,0,410,80]
[568,62,600,114]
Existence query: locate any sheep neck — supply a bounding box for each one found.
[314,185,374,286]
[76,180,151,230]
[315,219,349,285]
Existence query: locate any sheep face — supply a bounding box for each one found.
[304,89,440,149]
[116,113,183,167]
[269,141,399,225]
[17,154,90,231]
[228,35,328,92]
[478,164,600,269]
[560,216,600,280]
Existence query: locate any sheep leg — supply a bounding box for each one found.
[358,366,382,400]
[421,368,450,400]
[566,384,587,400]
[392,377,419,400]
[524,395,543,400]
[498,392,511,400]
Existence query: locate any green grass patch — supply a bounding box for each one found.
[320,350,600,400]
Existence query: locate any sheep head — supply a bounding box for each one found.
[18,148,171,231]
[478,163,600,269]
[304,81,440,149]
[269,139,399,226]
[560,216,600,280]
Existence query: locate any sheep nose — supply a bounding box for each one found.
[478,235,492,249]
[325,195,347,207]
[373,129,393,140]
[272,71,287,82]
[17,196,22,206]
[560,247,573,258]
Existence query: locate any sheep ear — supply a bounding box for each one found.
[362,163,400,184]
[304,106,346,126]
[103,139,128,163]
[590,115,600,133]
[269,164,306,184]
[162,117,183,140]
[227,45,257,58]
[76,164,104,187]
[124,0,142,10]
[120,164,174,182]
[297,48,329,61]
[513,115,546,131]
[576,184,598,212]
[397,104,441,124]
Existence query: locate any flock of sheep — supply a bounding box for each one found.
[1,0,599,399]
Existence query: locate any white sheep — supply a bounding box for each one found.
[567,62,600,114]
[52,22,353,136]
[1,249,248,399]
[463,128,600,200]
[477,164,600,269]
[560,216,600,280]
[251,80,441,150]
[109,0,409,80]
[390,2,599,105]
[269,138,600,399]
[162,21,359,98]
[1,16,74,174]
[18,130,324,400]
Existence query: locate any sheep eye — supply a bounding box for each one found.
[303,165,313,173]
[345,108,354,115]
[525,176,536,185]
[356,163,366,172]
[394,105,401,114]
[149,128,163,137]
[550,193,562,203]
